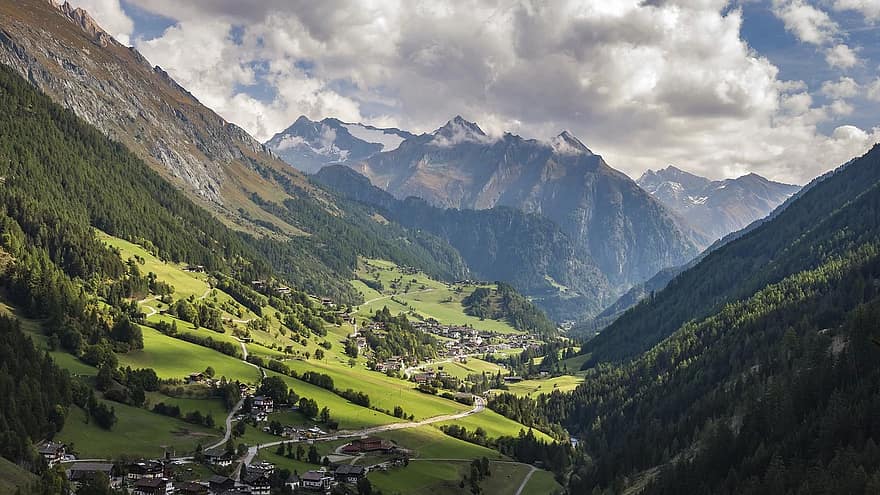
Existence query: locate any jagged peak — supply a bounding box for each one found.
[54,1,115,47]
[550,130,592,156]
[431,115,491,146]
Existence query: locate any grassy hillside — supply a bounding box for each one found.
[352,258,527,334]
[0,457,36,495]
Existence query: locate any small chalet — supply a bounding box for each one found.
[36,440,66,467]
[252,395,274,413]
[126,461,164,481]
[132,477,171,495]
[186,372,206,384]
[334,464,367,484]
[204,446,235,467]
[66,462,118,488]
[207,475,236,493]
[174,481,208,495]
[340,437,395,454]
[285,472,301,491]
[242,472,272,495]
[301,470,333,491]
[503,376,524,383]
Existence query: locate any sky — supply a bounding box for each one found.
[68,0,880,185]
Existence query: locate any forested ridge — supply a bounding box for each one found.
[463,282,557,336]
[579,143,880,365]
[475,144,880,493]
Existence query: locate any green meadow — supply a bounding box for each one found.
[57,402,219,459]
[503,374,585,398]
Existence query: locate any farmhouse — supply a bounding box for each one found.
[285,472,301,490]
[301,470,333,491]
[203,446,235,467]
[334,464,367,483]
[340,437,395,454]
[242,472,271,495]
[126,460,164,481]
[207,475,235,492]
[65,462,119,489]
[174,481,208,495]
[252,395,274,413]
[132,477,171,495]
[36,440,65,467]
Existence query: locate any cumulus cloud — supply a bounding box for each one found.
[71,0,880,185]
[825,44,859,69]
[821,77,860,98]
[68,0,133,45]
[867,78,880,101]
[772,0,838,45]
[833,0,880,22]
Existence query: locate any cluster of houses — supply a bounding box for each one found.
[413,320,539,358]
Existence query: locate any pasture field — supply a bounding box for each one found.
[284,358,468,420]
[352,259,522,334]
[116,326,261,383]
[522,468,564,495]
[435,409,554,442]
[57,402,219,459]
[503,374,585,397]
[376,426,503,460]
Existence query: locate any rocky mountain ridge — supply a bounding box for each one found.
[637,165,800,242]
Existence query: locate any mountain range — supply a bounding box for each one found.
[270,115,705,293]
[637,165,800,242]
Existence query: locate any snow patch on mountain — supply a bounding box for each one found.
[341,123,406,151]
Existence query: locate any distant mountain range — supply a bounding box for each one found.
[271,115,704,293]
[637,165,800,242]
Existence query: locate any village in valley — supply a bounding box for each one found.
[27,248,568,495]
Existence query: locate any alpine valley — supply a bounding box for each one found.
[2,2,880,495]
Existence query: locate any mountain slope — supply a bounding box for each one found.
[0,0,324,236]
[579,143,880,365]
[266,115,415,174]
[638,166,800,242]
[314,165,613,320]
[0,0,471,302]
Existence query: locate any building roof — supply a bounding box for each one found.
[37,440,64,454]
[67,462,113,473]
[302,470,329,481]
[207,475,234,485]
[135,477,166,488]
[335,464,366,475]
[242,472,270,485]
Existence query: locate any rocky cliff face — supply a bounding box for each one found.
[0,0,315,234]
[637,166,800,242]
[345,117,703,290]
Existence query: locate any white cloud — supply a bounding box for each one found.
[95,0,880,185]
[771,0,838,45]
[821,76,860,98]
[833,0,880,22]
[68,0,134,46]
[825,44,859,69]
[867,78,880,101]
